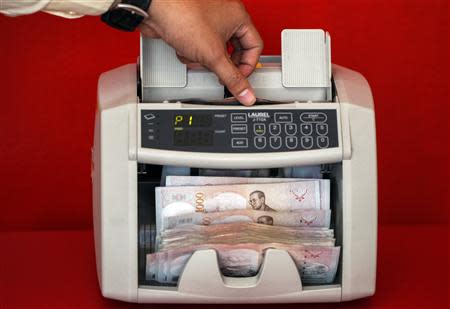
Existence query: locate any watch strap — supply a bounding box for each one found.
[101,0,152,32]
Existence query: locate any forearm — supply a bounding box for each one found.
[0,0,114,17]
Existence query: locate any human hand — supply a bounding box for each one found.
[139,0,263,106]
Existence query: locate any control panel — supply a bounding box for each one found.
[141,109,338,153]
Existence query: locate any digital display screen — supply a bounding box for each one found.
[174,130,214,146]
[173,114,212,127]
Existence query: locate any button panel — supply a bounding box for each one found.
[141,109,338,153]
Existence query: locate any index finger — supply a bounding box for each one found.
[233,22,264,77]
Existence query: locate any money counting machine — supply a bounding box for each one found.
[92,29,377,303]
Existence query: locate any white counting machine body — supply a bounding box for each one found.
[92,29,377,303]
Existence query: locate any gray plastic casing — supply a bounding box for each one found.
[92,29,377,303]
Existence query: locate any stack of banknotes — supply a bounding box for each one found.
[146,176,340,286]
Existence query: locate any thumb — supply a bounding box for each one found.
[208,54,256,106]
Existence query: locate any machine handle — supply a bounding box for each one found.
[177,249,303,297]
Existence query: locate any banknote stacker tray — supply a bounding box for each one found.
[137,165,342,292]
[92,29,377,303]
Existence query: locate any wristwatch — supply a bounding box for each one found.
[101,0,153,32]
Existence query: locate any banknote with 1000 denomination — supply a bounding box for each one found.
[155,180,325,233]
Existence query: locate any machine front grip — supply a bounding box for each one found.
[177,249,303,297]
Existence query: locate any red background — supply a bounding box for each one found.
[0,0,449,308]
[0,0,449,231]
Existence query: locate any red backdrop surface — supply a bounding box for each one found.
[0,0,448,231]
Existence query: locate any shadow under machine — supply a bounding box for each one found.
[92,29,377,303]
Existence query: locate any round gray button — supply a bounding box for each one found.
[286,136,298,149]
[285,123,297,135]
[317,136,329,148]
[301,136,314,149]
[254,136,267,149]
[269,123,281,135]
[269,136,282,149]
[316,123,328,135]
[254,123,266,135]
[300,123,313,135]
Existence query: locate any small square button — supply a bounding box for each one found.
[286,136,298,149]
[301,136,314,149]
[317,136,329,148]
[300,124,313,135]
[254,136,267,149]
[316,123,328,135]
[269,136,282,149]
[285,123,297,135]
[275,112,293,123]
[231,124,248,134]
[269,123,281,135]
[254,123,266,135]
[232,138,248,148]
[231,113,247,123]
